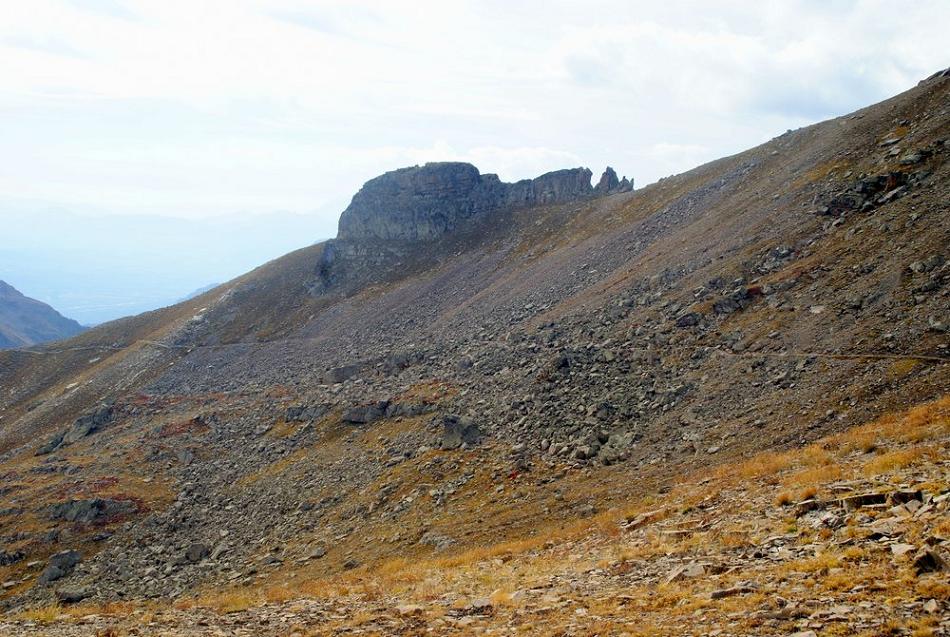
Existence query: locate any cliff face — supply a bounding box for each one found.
[337,162,595,241]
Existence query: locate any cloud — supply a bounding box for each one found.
[0,0,947,227]
[65,0,138,21]
[1,35,89,59]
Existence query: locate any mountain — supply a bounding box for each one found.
[0,281,85,349]
[0,210,334,325]
[176,283,221,303]
[0,70,948,633]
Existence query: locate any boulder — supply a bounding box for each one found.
[441,415,482,450]
[44,498,137,524]
[34,431,66,456]
[0,549,25,566]
[342,401,390,425]
[62,403,114,446]
[56,587,91,604]
[184,543,209,563]
[38,550,81,585]
[675,312,701,328]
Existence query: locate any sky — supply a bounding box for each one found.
[1,0,948,324]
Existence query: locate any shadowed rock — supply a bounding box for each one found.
[441,414,481,449]
[38,550,81,585]
[44,498,136,524]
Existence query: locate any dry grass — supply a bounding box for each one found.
[13,396,947,635]
[194,589,260,614]
[863,446,932,476]
[10,604,62,624]
[249,395,950,616]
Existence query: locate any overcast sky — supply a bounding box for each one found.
[1,1,948,323]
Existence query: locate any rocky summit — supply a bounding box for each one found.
[0,70,948,636]
[337,162,596,241]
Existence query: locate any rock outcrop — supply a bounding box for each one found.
[337,162,595,241]
[595,167,633,195]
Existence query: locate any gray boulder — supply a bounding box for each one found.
[342,401,390,425]
[184,543,209,563]
[0,549,25,566]
[38,550,81,585]
[441,415,482,450]
[56,587,91,604]
[45,498,137,524]
[34,431,65,456]
[62,404,114,445]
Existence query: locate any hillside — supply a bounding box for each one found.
[0,69,947,635]
[0,282,84,349]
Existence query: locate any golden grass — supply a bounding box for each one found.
[887,358,921,380]
[194,589,260,614]
[10,604,62,624]
[862,447,932,476]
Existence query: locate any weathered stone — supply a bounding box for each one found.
[56,586,91,604]
[342,401,389,425]
[441,415,481,450]
[38,550,81,585]
[913,548,946,574]
[44,498,137,524]
[62,404,114,446]
[337,162,594,241]
[184,543,210,563]
[0,549,25,566]
[594,167,620,194]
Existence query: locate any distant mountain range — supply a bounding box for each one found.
[177,283,221,303]
[0,210,334,325]
[0,280,85,348]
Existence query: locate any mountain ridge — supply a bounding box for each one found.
[0,281,85,349]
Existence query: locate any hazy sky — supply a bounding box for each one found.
[1,1,948,323]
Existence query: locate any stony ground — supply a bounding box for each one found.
[2,398,947,636]
[0,71,948,633]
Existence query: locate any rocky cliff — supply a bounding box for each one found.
[336,162,597,241]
